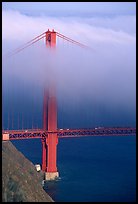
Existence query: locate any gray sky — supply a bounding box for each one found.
[2,2,136,128]
[2,2,136,16]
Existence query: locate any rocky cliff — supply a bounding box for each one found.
[2,141,54,202]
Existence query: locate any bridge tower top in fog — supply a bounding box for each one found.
[46,29,56,47]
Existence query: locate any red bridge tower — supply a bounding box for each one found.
[41,29,59,180]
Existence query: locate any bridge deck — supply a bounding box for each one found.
[2,127,136,140]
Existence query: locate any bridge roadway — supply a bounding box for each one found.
[2,127,136,140]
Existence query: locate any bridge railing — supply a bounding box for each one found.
[2,127,136,141]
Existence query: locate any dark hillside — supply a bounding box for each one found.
[2,141,54,202]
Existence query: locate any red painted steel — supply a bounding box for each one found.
[2,127,136,141]
[41,138,47,171]
[56,32,90,49]
[2,29,136,175]
[42,29,57,173]
[43,89,48,130]
[5,35,45,58]
[46,87,58,172]
[3,29,91,59]
[46,29,56,47]
[46,133,58,172]
[42,88,49,172]
[45,30,58,173]
[48,87,57,131]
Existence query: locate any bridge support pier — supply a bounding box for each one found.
[41,138,47,171]
[42,86,59,180]
[45,172,59,180]
[45,132,59,180]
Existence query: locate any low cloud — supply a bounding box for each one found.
[2,10,136,128]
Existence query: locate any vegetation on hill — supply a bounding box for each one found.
[2,141,54,202]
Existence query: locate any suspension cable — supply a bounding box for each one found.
[4,35,46,58]
[18,112,19,130]
[3,29,92,59]
[56,32,91,49]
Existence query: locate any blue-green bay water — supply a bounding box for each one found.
[12,135,136,202]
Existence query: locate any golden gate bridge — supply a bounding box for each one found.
[2,29,136,180]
